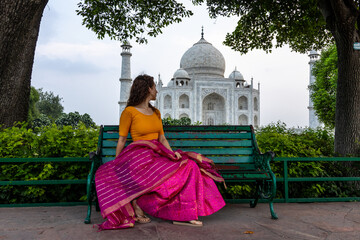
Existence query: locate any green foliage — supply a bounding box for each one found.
[255,122,337,198]
[255,122,334,157]
[77,0,333,53]
[36,88,64,121]
[0,122,99,204]
[162,116,197,126]
[31,114,52,128]
[77,0,193,44]
[196,0,333,54]
[310,45,337,129]
[28,87,40,122]
[226,122,357,199]
[55,111,96,128]
[226,184,253,198]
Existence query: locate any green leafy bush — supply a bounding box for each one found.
[162,116,192,126]
[55,112,96,128]
[0,122,98,204]
[226,122,359,200]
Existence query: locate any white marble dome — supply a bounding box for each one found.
[229,70,244,80]
[167,80,174,87]
[173,68,190,79]
[180,38,225,78]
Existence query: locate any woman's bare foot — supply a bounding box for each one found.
[173,220,203,227]
[132,200,151,224]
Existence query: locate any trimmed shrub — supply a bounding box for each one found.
[0,122,98,204]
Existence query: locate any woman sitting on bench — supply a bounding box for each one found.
[95,74,225,230]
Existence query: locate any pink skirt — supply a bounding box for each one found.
[95,140,225,230]
[137,159,225,221]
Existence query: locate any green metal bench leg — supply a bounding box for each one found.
[250,181,260,208]
[85,206,92,224]
[84,174,93,224]
[96,198,100,212]
[269,202,278,219]
[84,160,96,224]
[250,198,259,208]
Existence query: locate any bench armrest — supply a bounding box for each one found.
[254,151,275,170]
[88,151,102,178]
[89,151,98,162]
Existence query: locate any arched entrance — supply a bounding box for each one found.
[202,93,225,125]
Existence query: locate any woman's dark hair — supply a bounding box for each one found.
[126,74,158,115]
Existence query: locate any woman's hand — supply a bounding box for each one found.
[174,151,182,160]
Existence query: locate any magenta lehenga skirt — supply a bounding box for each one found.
[95,140,225,230]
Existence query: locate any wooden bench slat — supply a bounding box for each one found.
[102,125,253,132]
[102,140,129,148]
[101,139,253,148]
[100,156,255,164]
[165,132,252,139]
[211,156,253,163]
[101,148,253,156]
[101,157,115,163]
[102,132,253,140]
[216,164,257,170]
[221,172,270,179]
[176,148,253,155]
[168,140,253,147]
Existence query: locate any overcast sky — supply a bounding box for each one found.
[32,0,312,127]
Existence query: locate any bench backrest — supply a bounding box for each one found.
[97,125,260,168]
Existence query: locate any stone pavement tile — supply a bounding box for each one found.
[325,231,360,240]
[288,203,360,235]
[1,202,360,240]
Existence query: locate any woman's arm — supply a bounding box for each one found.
[116,136,128,157]
[158,134,181,160]
[158,134,172,151]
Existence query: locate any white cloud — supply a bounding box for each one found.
[36,41,120,69]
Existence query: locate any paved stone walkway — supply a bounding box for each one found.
[1,202,360,240]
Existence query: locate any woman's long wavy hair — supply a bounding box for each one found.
[126,74,159,116]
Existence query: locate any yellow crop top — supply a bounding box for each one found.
[119,106,164,141]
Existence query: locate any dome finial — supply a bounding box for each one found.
[201,26,204,39]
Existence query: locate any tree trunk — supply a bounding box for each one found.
[0,0,48,128]
[320,0,360,156]
[334,38,360,156]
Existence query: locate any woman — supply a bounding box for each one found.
[95,74,225,230]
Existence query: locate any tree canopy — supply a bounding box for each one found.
[35,88,64,121]
[77,0,193,44]
[311,45,337,129]
[77,0,360,155]
[195,0,333,54]
[77,0,333,53]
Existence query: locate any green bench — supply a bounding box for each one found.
[84,125,278,224]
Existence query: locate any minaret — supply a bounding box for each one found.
[250,77,254,125]
[257,81,260,126]
[118,41,132,116]
[155,74,163,109]
[308,50,321,128]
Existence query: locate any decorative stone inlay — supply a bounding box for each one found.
[201,88,227,99]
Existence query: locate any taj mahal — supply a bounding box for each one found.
[118,30,260,126]
[118,29,321,128]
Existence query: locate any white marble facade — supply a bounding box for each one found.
[154,34,260,126]
[119,32,260,126]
